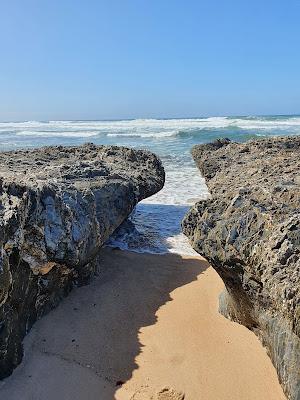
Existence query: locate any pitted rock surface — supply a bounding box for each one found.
[182,137,300,400]
[0,143,164,378]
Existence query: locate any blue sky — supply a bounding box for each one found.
[1,0,300,120]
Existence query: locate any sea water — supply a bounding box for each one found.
[0,116,299,255]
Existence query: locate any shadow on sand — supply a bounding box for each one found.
[0,249,209,400]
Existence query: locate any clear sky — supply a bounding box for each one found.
[1,0,300,121]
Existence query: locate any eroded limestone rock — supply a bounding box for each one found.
[0,143,164,378]
[182,137,300,400]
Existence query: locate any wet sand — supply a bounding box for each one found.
[0,248,286,400]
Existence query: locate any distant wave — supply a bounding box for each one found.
[107,130,178,138]
[2,116,300,139]
[15,130,99,137]
[0,116,300,141]
[1,116,300,132]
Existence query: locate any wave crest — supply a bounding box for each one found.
[1,116,300,139]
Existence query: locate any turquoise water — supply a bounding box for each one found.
[1,115,299,153]
[1,116,299,254]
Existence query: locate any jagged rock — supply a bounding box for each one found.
[0,143,164,378]
[182,137,300,400]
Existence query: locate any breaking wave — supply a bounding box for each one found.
[1,116,300,140]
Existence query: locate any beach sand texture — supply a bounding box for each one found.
[0,248,286,400]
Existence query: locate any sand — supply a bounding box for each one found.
[0,248,286,400]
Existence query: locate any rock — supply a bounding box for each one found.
[0,143,164,378]
[182,137,300,400]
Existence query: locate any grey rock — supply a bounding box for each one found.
[182,137,300,400]
[0,143,164,378]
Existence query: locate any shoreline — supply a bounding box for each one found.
[0,248,286,399]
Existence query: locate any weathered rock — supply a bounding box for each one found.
[182,137,300,400]
[0,143,164,378]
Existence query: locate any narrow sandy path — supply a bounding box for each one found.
[0,249,286,400]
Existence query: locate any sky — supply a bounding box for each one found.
[0,0,300,121]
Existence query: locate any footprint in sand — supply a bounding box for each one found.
[156,387,185,400]
[129,385,185,400]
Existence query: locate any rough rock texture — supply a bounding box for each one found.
[182,137,300,400]
[0,143,164,378]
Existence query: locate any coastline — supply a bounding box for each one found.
[0,248,286,400]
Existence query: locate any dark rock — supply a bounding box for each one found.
[0,143,164,378]
[182,137,300,400]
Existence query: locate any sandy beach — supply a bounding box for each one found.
[0,248,286,400]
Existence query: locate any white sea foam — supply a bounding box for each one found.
[108,165,210,256]
[107,130,178,138]
[16,130,99,137]
[2,116,300,138]
[0,117,300,139]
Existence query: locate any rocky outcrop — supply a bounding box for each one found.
[182,137,300,400]
[0,143,164,378]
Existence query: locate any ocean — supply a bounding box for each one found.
[1,115,299,255]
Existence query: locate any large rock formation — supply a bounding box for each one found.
[182,137,300,400]
[0,143,164,378]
